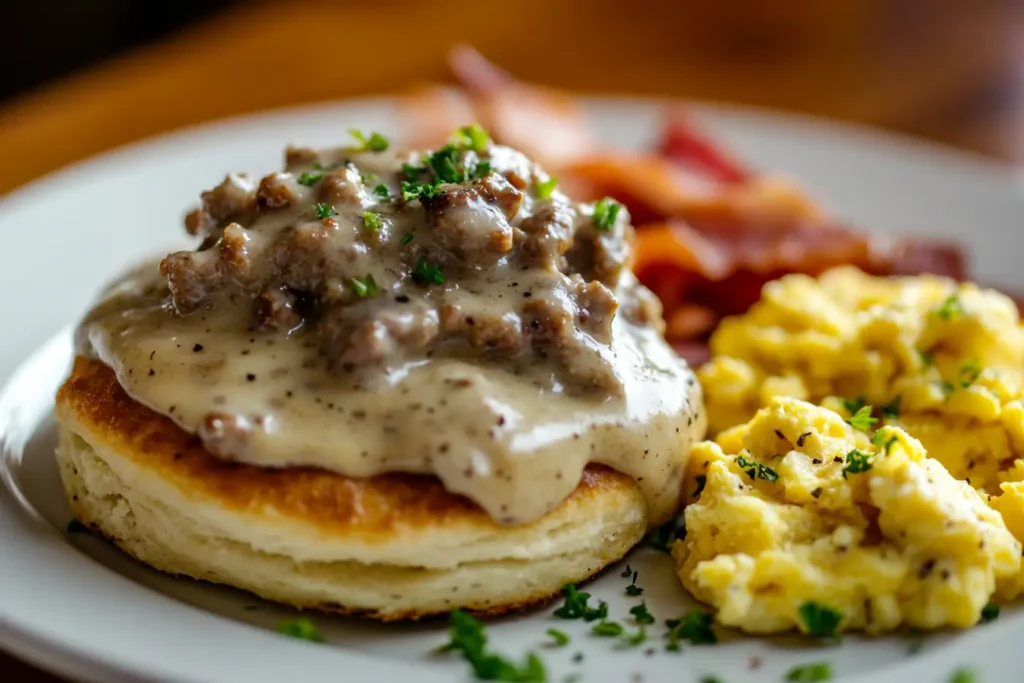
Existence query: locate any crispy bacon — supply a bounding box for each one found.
[399,48,974,359]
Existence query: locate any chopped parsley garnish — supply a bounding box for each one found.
[981,603,999,623]
[700,678,725,683]
[959,359,983,388]
[840,396,866,414]
[842,449,873,477]
[620,564,632,578]
[871,430,897,453]
[545,628,570,647]
[412,256,445,286]
[402,179,443,201]
[350,274,379,298]
[786,662,833,681]
[693,474,707,497]
[907,630,925,654]
[362,211,383,230]
[936,379,956,395]
[454,124,491,151]
[360,171,376,184]
[297,171,323,187]
[649,516,685,552]
[439,610,546,682]
[592,197,622,230]
[401,230,415,245]
[553,584,608,621]
[735,454,779,482]
[402,162,426,178]
[918,349,934,367]
[629,602,655,625]
[936,295,964,320]
[621,625,647,647]
[471,160,492,180]
[373,183,390,199]
[798,601,843,638]
[536,178,558,200]
[276,617,324,642]
[592,621,623,637]
[847,405,878,432]
[625,584,643,597]
[314,202,337,219]
[348,129,390,152]
[665,610,716,651]
[66,519,89,534]
[880,395,901,419]
[429,144,465,184]
[949,668,976,683]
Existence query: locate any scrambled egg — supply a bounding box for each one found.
[697,267,1024,596]
[673,397,1021,634]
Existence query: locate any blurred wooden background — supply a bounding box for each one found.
[0,0,1023,199]
[0,0,1022,678]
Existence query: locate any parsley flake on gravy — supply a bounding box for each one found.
[362,211,383,231]
[348,129,390,152]
[275,617,324,642]
[373,183,390,199]
[536,177,558,200]
[412,256,445,286]
[314,202,337,219]
[798,601,843,638]
[592,197,622,230]
[454,124,491,152]
[350,274,379,298]
[786,662,833,682]
[297,171,323,187]
[440,610,546,682]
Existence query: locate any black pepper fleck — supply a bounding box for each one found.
[148,369,155,376]
[246,373,256,382]
[193,344,204,352]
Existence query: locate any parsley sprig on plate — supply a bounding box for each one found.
[439,610,546,682]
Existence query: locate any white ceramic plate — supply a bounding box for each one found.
[1,98,1022,683]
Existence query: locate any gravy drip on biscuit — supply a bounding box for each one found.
[77,136,705,525]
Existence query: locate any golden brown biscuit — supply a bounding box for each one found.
[55,357,648,619]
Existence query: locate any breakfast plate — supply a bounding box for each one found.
[1,95,1023,683]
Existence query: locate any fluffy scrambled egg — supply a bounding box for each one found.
[697,266,1024,597]
[673,397,1021,634]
